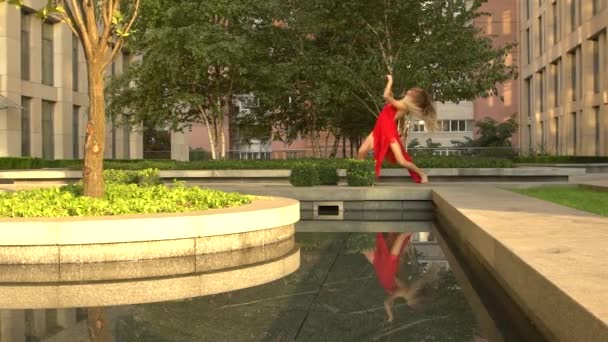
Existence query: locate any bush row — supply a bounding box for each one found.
[0,156,514,170]
[289,159,374,187]
[0,168,252,218]
[514,156,608,164]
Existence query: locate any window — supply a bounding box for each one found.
[528,124,532,152]
[458,120,466,131]
[569,49,577,101]
[72,34,79,91]
[21,97,31,157]
[552,59,561,107]
[42,101,55,159]
[42,22,54,86]
[571,111,577,155]
[594,107,600,156]
[442,120,450,132]
[540,121,545,152]
[525,77,532,116]
[526,29,532,63]
[451,120,458,132]
[21,12,30,81]
[73,106,79,158]
[539,16,544,54]
[554,117,560,154]
[413,122,426,132]
[526,0,530,19]
[569,0,575,31]
[123,124,131,158]
[539,69,545,112]
[592,38,599,94]
[111,120,117,159]
[593,0,603,14]
[553,1,560,44]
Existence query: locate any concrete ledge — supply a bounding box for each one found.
[0,237,295,283]
[516,163,608,173]
[204,185,433,201]
[296,220,432,232]
[0,246,300,309]
[432,186,608,342]
[0,167,586,184]
[0,197,299,264]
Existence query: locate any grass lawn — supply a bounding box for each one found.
[510,186,608,217]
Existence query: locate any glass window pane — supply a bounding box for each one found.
[451,120,458,131]
[443,120,450,131]
[21,97,31,156]
[73,106,79,158]
[42,101,55,159]
[466,120,474,131]
[42,23,54,86]
[459,120,466,131]
[21,13,30,81]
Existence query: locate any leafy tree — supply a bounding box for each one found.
[2,0,141,197]
[107,0,276,159]
[452,114,518,148]
[235,0,515,153]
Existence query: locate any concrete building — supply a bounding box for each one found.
[519,0,608,155]
[409,101,475,151]
[0,0,143,159]
[474,0,520,147]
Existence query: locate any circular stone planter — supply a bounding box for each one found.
[0,197,299,264]
[0,238,300,309]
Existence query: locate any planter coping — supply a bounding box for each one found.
[0,247,300,309]
[0,167,586,180]
[432,186,608,342]
[0,197,299,246]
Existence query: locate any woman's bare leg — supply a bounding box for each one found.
[388,142,428,183]
[357,133,374,160]
[389,233,412,256]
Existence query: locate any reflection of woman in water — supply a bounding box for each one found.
[363,232,436,322]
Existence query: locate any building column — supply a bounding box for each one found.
[0,3,23,157]
[0,310,25,342]
[170,131,189,161]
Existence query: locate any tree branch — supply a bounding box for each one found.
[66,0,93,57]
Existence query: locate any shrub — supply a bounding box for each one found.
[0,157,43,169]
[346,159,375,186]
[289,162,319,186]
[137,168,162,186]
[316,164,339,185]
[104,169,138,184]
[514,156,608,164]
[0,182,252,217]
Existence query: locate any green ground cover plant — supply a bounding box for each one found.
[0,169,251,218]
[510,186,608,217]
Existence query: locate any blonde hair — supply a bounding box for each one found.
[403,88,438,132]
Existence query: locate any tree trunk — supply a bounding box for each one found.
[206,125,217,160]
[83,66,106,198]
[87,307,110,342]
[329,133,340,158]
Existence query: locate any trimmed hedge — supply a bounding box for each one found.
[515,156,608,164]
[316,164,339,185]
[0,156,513,171]
[289,162,319,186]
[0,169,251,218]
[346,159,375,186]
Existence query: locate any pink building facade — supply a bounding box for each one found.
[473,0,520,147]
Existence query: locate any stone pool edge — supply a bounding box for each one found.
[0,197,299,264]
[432,186,608,342]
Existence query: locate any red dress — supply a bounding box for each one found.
[373,233,412,294]
[372,104,421,183]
